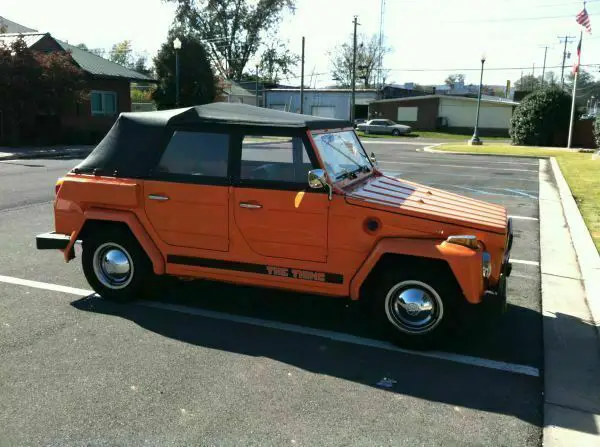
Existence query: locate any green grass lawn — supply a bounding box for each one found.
[438,143,600,252]
[356,131,509,141]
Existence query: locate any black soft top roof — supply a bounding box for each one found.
[127,102,351,129]
[73,103,351,177]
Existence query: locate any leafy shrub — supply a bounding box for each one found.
[594,114,600,148]
[509,87,572,147]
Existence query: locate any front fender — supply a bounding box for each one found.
[350,237,484,304]
[63,208,166,275]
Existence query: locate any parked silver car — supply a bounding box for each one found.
[356,119,412,136]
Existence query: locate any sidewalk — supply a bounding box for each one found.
[541,157,600,447]
[0,145,94,161]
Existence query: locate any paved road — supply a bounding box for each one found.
[0,144,544,446]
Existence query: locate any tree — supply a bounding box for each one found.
[167,0,295,80]
[109,40,133,67]
[514,74,542,91]
[444,74,465,89]
[509,87,573,147]
[257,38,299,83]
[76,43,109,57]
[133,55,153,76]
[0,37,85,145]
[152,28,217,109]
[329,33,390,88]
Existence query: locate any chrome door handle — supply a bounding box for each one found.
[148,194,169,201]
[239,202,262,209]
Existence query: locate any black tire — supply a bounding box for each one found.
[392,129,401,136]
[370,264,459,350]
[82,225,155,303]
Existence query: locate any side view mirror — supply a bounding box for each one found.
[370,152,378,164]
[308,169,333,200]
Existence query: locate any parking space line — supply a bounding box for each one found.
[509,215,539,221]
[0,274,93,296]
[378,167,539,182]
[511,259,540,266]
[138,300,540,378]
[379,161,538,173]
[504,189,538,200]
[0,273,539,378]
[380,156,539,167]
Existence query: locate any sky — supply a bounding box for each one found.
[3,0,600,88]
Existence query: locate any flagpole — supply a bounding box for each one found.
[567,30,582,149]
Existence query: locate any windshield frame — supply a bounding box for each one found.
[309,128,374,185]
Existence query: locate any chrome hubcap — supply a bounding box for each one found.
[92,243,134,290]
[385,281,443,335]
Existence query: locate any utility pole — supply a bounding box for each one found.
[559,35,576,89]
[377,0,386,95]
[351,16,359,123]
[255,64,259,107]
[300,36,305,114]
[541,46,548,87]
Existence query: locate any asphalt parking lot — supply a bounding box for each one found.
[0,142,544,445]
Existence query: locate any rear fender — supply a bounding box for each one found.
[350,238,484,304]
[63,209,165,275]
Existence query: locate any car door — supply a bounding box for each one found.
[371,120,386,134]
[232,133,329,263]
[143,130,230,252]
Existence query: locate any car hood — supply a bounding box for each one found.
[344,174,507,234]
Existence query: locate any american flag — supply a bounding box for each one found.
[573,35,582,74]
[576,7,592,33]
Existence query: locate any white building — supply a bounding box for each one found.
[264,88,378,120]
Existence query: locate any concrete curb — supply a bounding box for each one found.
[549,157,600,338]
[0,147,93,162]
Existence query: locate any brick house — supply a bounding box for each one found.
[0,23,154,144]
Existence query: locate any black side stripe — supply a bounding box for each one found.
[167,255,344,284]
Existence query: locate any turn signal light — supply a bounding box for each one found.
[446,235,479,250]
[55,178,64,195]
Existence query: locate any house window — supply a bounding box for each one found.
[91,91,117,116]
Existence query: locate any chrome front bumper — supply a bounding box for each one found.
[481,217,514,314]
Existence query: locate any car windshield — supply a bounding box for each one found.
[311,130,371,181]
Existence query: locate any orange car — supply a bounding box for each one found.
[36,103,513,349]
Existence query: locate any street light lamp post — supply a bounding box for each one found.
[469,55,486,146]
[173,37,182,107]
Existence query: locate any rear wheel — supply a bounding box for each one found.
[370,265,459,350]
[82,226,155,303]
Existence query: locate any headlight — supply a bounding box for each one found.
[482,252,492,278]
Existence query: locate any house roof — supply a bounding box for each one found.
[221,80,255,97]
[56,40,153,81]
[370,94,519,106]
[0,16,36,33]
[0,31,153,82]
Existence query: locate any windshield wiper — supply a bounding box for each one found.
[335,168,355,181]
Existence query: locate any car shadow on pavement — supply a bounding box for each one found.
[69,280,599,435]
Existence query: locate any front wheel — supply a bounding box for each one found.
[371,266,458,350]
[392,129,401,136]
[82,226,155,303]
